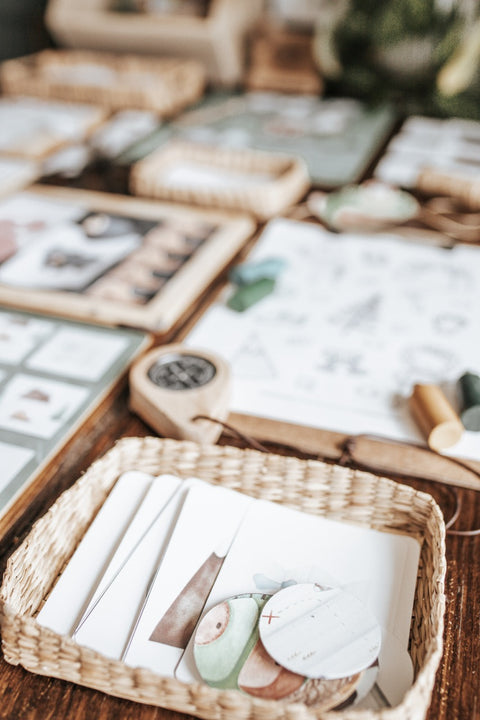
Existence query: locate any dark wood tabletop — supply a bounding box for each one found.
[1,150,480,719]
[0,381,479,720]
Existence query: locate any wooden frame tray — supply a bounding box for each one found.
[0,50,206,117]
[0,185,255,335]
[45,0,263,85]
[0,437,445,720]
[130,141,310,219]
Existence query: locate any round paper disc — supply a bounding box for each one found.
[258,583,381,679]
[193,592,368,709]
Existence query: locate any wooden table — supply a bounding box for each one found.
[0,382,478,720]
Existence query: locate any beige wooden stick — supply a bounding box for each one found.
[408,383,464,451]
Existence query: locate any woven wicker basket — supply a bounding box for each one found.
[130,142,311,219]
[0,437,445,720]
[0,50,206,117]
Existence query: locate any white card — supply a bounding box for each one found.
[26,327,129,382]
[162,163,273,190]
[37,471,153,635]
[175,499,420,707]
[0,440,35,493]
[0,312,54,365]
[0,192,85,225]
[0,157,38,194]
[74,474,182,638]
[123,482,253,676]
[73,476,192,659]
[0,373,89,438]
[90,110,159,159]
[0,97,102,154]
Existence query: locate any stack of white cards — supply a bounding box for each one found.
[374,115,480,188]
[37,471,420,710]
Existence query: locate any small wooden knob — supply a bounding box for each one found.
[408,383,463,451]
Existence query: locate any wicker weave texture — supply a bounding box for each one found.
[0,437,446,720]
[130,142,310,219]
[0,50,206,116]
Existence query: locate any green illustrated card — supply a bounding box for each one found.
[0,307,148,535]
[120,91,396,188]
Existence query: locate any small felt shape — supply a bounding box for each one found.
[458,371,480,431]
[227,278,275,312]
[229,257,286,286]
[307,182,419,232]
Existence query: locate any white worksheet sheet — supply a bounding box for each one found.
[187,218,480,459]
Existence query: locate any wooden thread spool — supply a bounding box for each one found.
[458,371,480,431]
[129,344,231,444]
[408,383,464,451]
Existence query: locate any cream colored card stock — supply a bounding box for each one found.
[37,471,154,635]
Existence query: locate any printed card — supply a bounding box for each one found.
[0,312,54,365]
[37,471,154,635]
[0,373,89,439]
[0,223,139,292]
[122,482,253,676]
[26,326,129,382]
[175,499,420,707]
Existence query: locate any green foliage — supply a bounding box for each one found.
[328,0,480,118]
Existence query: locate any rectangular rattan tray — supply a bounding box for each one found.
[0,50,206,117]
[45,0,262,85]
[130,142,310,220]
[0,437,446,720]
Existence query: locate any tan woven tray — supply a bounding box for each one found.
[0,50,206,117]
[130,141,310,219]
[0,437,446,720]
[44,0,263,86]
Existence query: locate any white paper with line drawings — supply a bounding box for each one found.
[186,218,480,459]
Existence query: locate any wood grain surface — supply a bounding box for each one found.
[0,386,478,720]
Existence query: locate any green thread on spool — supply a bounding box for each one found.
[459,371,480,431]
[227,278,276,312]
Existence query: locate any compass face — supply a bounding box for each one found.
[147,353,217,390]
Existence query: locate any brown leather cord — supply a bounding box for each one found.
[337,434,480,537]
[192,415,480,537]
[192,414,271,453]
